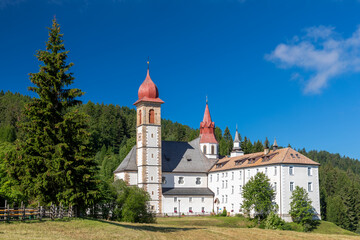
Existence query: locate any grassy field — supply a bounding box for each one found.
[0,217,359,240]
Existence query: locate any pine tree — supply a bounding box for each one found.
[6,18,98,212]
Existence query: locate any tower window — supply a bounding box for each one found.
[149,109,155,124]
[211,145,215,154]
[138,110,142,125]
[203,145,207,154]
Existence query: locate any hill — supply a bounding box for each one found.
[0,217,358,240]
[1,90,360,232]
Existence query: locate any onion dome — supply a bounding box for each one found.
[134,68,164,105]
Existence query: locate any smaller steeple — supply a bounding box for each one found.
[231,125,244,157]
[199,98,218,159]
[273,138,278,151]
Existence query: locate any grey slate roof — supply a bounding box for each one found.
[114,137,217,173]
[162,187,214,196]
[114,146,137,172]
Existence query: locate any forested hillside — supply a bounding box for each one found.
[1,90,360,231]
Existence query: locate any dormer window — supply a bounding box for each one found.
[162,177,167,184]
[178,177,184,184]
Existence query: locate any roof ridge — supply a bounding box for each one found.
[281,147,291,163]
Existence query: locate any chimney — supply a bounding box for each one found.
[264,147,270,155]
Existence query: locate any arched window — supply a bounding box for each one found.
[211,145,215,154]
[203,145,207,154]
[138,110,142,125]
[149,109,155,124]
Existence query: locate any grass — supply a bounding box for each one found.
[0,217,358,240]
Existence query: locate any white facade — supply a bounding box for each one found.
[200,143,218,159]
[163,195,213,216]
[208,164,321,221]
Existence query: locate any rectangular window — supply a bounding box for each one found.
[289,166,294,175]
[308,167,312,176]
[231,185,234,194]
[201,207,205,212]
[232,172,234,180]
[222,195,224,203]
[174,207,177,213]
[247,169,250,178]
[178,177,184,184]
[201,197,205,203]
[210,174,212,182]
[308,182,313,192]
[189,207,192,212]
[239,185,242,194]
[222,180,224,189]
[231,203,234,210]
[217,174,219,182]
[239,170,242,179]
[222,173,224,178]
[265,167,268,175]
[225,195,228,203]
[274,182,277,192]
[290,182,294,192]
[162,176,166,184]
[256,168,259,173]
[217,187,219,195]
[226,180,228,189]
[196,177,201,185]
[174,197,177,202]
[226,172,228,177]
[189,197,192,202]
[274,166,277,176]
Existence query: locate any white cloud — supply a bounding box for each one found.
[266,25,360,94]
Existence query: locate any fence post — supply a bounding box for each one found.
[40,206,43,221]
[22,202,25,221]
[6,204,9,222]
[4,200,7,222]
[50,204,53,220]
[60,203,63,219]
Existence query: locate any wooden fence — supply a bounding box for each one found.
[0,201,75,222]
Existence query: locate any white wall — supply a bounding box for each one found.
[200,143,218,159]
[208,164,320,219]
[280,165,321,221]
[162,172,208,188]
[162,195,213,215]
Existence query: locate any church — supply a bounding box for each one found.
[114,67,321,221]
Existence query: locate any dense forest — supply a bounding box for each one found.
[1,90,360,231]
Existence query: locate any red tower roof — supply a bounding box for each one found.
[134,69,164,105]
[200,102,218,144]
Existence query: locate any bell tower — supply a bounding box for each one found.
[134,64,164,214]
[200,99,219,159]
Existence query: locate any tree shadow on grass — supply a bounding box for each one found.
[92,218,202,233]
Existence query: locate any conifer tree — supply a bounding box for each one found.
[6,18,98,212]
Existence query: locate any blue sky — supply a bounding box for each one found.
[1,0,360,159]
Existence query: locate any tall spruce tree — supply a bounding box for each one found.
[6,18,98,212]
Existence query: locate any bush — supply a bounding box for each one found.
[111,180,155,223]
[220,209,227,217]
[264,212,286,230]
